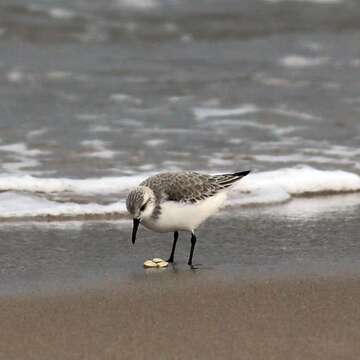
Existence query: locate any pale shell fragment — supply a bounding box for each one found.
[143,258,169,268]
[143,260,157,268]
[157,261,169,268]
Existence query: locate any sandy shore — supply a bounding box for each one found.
[1,274,360,360]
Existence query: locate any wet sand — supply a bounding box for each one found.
[1,273,360,360]
[1,198,359,359]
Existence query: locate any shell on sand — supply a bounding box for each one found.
[143,258,169,268]
[157,261,168,268]
[143,260,158,268]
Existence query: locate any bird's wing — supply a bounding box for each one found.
[210,170,250,189]
[141,170,250,204]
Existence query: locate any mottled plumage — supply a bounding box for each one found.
[126,188,144,215]
[140,171,249,204]
[126,170,250,267]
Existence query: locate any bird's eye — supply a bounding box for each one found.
[140,203,147,212]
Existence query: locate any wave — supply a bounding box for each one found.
[0,174,151,195]
[193,103,321,122]
[0,192,126,219]
[0,166,359,219]
[279,55,329,68]
[229,166,360,207]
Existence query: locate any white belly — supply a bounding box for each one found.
[142,192,227,233]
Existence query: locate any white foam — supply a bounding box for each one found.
[180,34,193,43]
[0,192,126,219]
[0,167,359,219]
[81,139,116,159]
[0,167,359,197]
[280,55,329,68]
[236,166,360,195]
[193,104,259,121]
[137,164,157,172]
[269,107,322,121]
[7,70,24,83]
[48,8,75,20]
[0,143,49,157]
[255,73,309,88]
[2,159,41,174]
[321,145,360,158]
[200,119,302,136]
[194,103,320,123]
[0,219,129,231]
[0,174,150,195]
[227,166,360,207]
[144,139,167,147]
[109,93,142,105]
[0,142,50,175]
[85,149,116,159]
[81,139,105,147]
[115,0,158,9]
[0,220,85,231]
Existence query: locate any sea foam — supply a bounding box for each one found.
[0,192,126,219]
[0,166,359,219]
[193,104,259,121]
[236,167,360,195]
[0,174,151,195]
[279,55,329,68]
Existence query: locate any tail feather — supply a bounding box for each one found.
[232,170,251,178]
[213,170,251,188]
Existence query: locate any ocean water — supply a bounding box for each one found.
[0,0,360,293]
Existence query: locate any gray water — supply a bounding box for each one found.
[1,0,360,177]
[0,0,360,294]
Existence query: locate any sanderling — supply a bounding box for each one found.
[126,170,250,267]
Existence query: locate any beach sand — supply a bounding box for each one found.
[1,273,360,360]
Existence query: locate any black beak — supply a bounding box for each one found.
[132,218,140,244]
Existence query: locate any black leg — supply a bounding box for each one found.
[167,231,179,263]
[188,232,197,266]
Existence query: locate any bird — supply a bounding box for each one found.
[126,170,250,267]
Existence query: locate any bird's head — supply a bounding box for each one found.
[126,186,156,244]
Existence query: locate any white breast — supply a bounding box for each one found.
[142,191,227,233]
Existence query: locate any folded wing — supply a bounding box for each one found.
[141,170,250,204]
